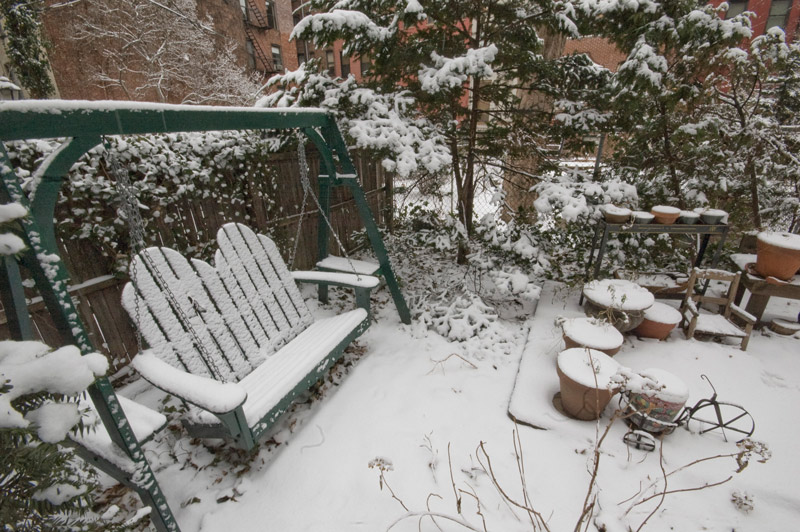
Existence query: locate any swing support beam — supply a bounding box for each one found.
[0,101,411,532]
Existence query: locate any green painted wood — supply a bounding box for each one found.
[30,137,101,253]
[0,102,329,141]
[0,155,179,532]
[0,256,33,340]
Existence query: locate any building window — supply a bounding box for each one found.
[766,0,792,29]
[239,0,248,21]
[725,0,747,19]
[360,56,371,77]
[246,39,256,70]
[265,1,276,29]
[326,49,336,77]
[272,45,284,72]
[298,52,306,65]
[340,51,350,77]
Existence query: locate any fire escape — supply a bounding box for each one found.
[243,0,277,74]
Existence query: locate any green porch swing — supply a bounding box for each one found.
[0,101,411,532]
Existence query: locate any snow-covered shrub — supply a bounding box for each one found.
[5,131,282,273]
[0,340,109,530]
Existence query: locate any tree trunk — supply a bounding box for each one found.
[660,104,684,208]
[746,157,762,229]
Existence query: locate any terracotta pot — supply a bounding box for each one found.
[650,205,681,225]
[557,348,621,421]
[626,369,688,433]
[769,318,800,335]
[633,302,682,340]
[756,232,800,281]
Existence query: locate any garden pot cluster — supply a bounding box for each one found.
[601,204,728,225]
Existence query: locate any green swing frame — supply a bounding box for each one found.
[0,101,411,532]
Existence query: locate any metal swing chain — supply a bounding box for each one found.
[292,134,362,278]
[106,139,223,380]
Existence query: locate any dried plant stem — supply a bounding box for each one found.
[427,353,478,374]
[477,438,551,531]
[380,470,410,512]
[573,411,619,532]
[387,512,484,532]
[634,443,667,532]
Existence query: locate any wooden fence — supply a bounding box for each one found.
[0,149,392,374]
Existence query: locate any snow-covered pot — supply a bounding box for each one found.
[695,208,727,225]
[626,369,689,433]
[756,231,800,281]
[633,302,682,340]
[602,204,632,224]
[650,205,680,225]
[557,348,621,421]
[769,318,800,336]
[631,211,654,224]
[561,317,624,356]
[582,279,655,332]
[678,210,700,224]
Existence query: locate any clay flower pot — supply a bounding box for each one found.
[678,210,700,224]
[631,211,654,224]
[633,302,682,340]
[769,318,800,336]
[561,317,624,356]
[650,205,681,225]
[625,369,689,433]
[557,348,621,421]
[756,231,800,281]
[602,204,632,224]
[582,279,655,332]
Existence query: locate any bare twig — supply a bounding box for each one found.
[387,512,483,532]
[448,443,462,514]
[427,353,478,375]
[634,443,668,532]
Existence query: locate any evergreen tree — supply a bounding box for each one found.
[703,28,800,230]
[578,0,752,208]
[265,0,607,262]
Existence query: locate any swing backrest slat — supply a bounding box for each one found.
[215,224,314,347]
[121,225,315,384]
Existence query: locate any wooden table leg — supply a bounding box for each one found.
[744,294,770,323]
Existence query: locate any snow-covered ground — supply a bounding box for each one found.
[113,261,800,532]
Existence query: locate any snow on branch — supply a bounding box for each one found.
[419,46,499,94]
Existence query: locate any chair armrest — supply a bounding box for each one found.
[683,299,699,317]
[730,304,756,325]
[131,353,247,414]
[291,270,380,289]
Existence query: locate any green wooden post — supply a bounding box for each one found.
[1,142,180,532]
[319,122,411,324]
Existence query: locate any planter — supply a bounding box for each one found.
[633,302,682,340]
[755,231,800,281]
[614,270,689,296]
[602,205,632,224]
[650,205,680,225]
[694,208,727,225]
[557,348,621,421]
[632,211,654,224]
[625,369,689,433]
[678,210,700,224]
[561,317,624,356]
[582,279,655,332]
[769,318,800,336]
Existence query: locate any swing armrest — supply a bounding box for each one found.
[291,271,380,289]
[132,353,247,415]
[292,271,379,314]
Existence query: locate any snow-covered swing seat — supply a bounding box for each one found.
[123,223,379,450]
